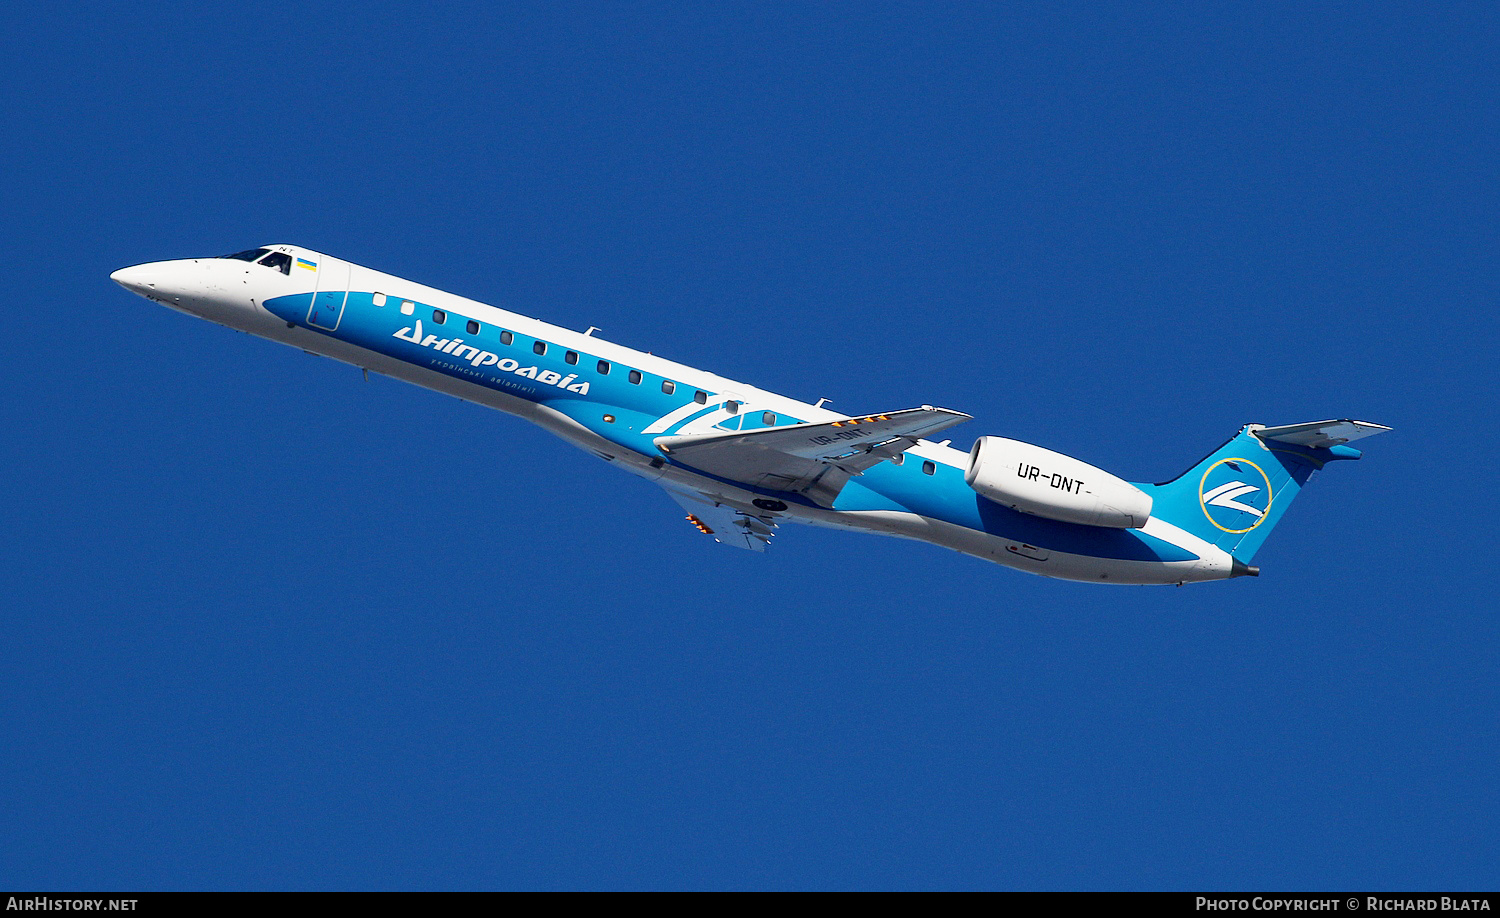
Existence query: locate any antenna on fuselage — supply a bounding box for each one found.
[584,326,599,337]
[816,398,831,408]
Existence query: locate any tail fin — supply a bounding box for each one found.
[1142,420,1389,563]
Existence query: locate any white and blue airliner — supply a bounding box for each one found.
[112,245,1388,585]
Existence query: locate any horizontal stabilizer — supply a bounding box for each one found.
[1255,419,1392,450]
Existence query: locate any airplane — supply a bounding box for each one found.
[111,244,1388,585]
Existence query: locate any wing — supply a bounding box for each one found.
[661,485,778,552]
[654,405,972,507]
[1255,419,1392,449]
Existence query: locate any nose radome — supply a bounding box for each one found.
[111,264,161,294]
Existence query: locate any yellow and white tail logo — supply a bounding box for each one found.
[1199,458,1273,533]
[1202,481,1265,518]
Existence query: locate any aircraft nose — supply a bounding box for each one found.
[110,263,162,294]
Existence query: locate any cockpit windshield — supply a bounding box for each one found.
[217,248,293,274]
[220,248,270,261]
[258,251,292,275]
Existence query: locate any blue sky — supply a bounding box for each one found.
[3,1,1495,890]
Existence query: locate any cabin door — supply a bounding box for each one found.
[307,258,350,331]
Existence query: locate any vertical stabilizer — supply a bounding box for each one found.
[1141,420,1387,562]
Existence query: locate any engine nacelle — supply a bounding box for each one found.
[965,437,1153,529]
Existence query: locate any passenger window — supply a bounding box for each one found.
[694,391,707,404]
[565,351,578,365]
[922,461,936,476]
[762,412,776,426]
[662,380,675,395]
[373,292,387,307]
[892,453,904,466]
[466,320,480,335]
[726,400,740,414]
[400,301,414,315]
[597,360,610,375]
[533,341,546,356]
[500,330,513,345]
[257,252,292,275]
[433,309,446,325]
[628,370,642,385]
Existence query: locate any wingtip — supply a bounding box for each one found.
[920,405,974,420]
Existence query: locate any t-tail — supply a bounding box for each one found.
[1142,419,1391,575]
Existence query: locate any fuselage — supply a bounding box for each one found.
[111,244,1238,585]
